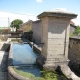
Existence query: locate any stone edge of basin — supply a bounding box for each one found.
[8,66,29,80]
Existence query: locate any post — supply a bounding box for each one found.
[37,9,77,70]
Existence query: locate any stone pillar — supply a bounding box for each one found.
[37,9,77,70]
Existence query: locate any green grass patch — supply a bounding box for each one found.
[13,67,67,80]
[13,67,35,78]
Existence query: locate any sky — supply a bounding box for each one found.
[0,0,80,27]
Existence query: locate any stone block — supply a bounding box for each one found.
[48,38,65,45]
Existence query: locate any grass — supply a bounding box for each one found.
[13,67,67,80]
[13,67,35,78]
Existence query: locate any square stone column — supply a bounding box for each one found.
[37,9,77,70]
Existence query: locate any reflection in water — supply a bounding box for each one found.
[13,43,37,65]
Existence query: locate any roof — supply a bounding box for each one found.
[37,9,77,19]
[33,20,41,23]
[20,20,33,27]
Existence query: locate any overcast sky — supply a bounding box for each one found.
[0,0,80,27]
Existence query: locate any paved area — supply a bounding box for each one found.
[0,51,8,80]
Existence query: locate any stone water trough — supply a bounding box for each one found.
[8,42,41,80]
[8,9,80,80]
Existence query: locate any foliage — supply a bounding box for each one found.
[10,19,23,29]
[75,26,80,35]
[41,70,67,80]
[0,29,3,33]
[40,70,58,80]
[0,28,10,33]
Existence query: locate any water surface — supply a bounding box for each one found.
[12,43,37,65]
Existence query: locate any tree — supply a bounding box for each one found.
[75,26,80,35]
[10,19,23,29]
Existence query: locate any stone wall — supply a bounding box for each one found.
[68,37,80,73]
[69,37,80,64]
[32,20,42,43]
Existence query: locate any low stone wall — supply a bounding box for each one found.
[69,37,80,73]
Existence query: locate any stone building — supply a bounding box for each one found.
[20,20,33,32]
[32,20,42,43]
